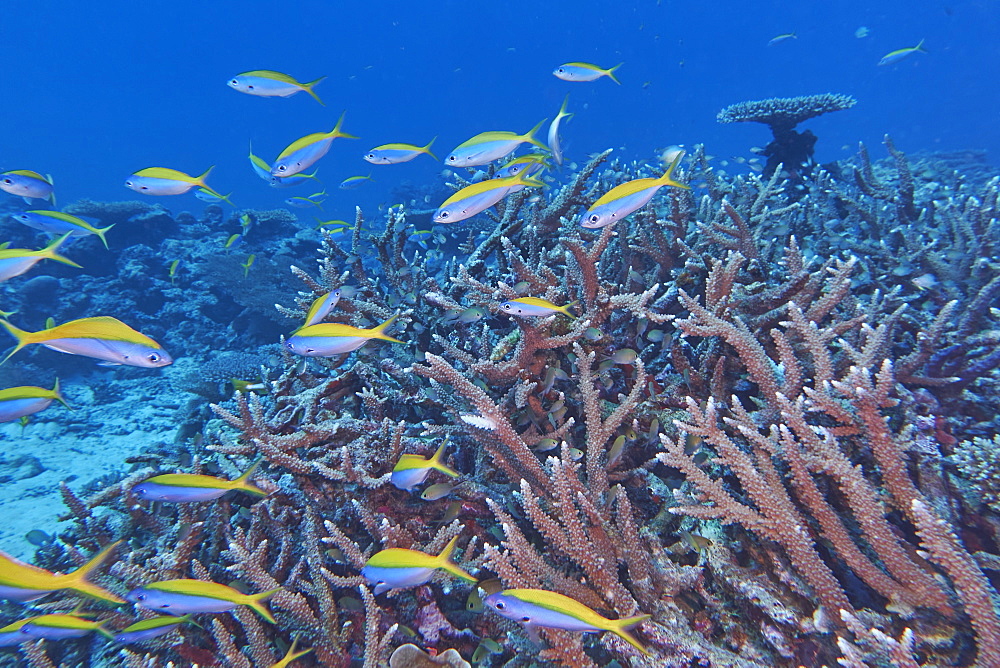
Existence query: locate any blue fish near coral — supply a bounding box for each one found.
[484,588,651,656]
[132,458,266,503]
[581,150,689,228]
[0,234,80,282]
[19,614,114,640]
[364,138,437,165]
[0,616,39,646]
[271,112,358,177]
[303,289,342,327]
[445,121,548,167]
[113,614,195,643]
[0,379,70,423]
[391,441,460,491]
[362,536,476,594]
[127,579,279,623]
[0,540,124,603]
[499,296,577,318]
[1,316,172,368]
[0,170,55,205]
[125,167,225,199]
[285,314,402,356]
[10,211,114,248]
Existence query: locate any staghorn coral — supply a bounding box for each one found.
[12,141,1000,668]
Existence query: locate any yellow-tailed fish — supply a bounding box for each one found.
[1,316,172,367]
[168,259,180,283]
[126,579,279,623]
[547,95,573,165]
[132,458,266,503]
[10,211,113,248]
[390,441,459,491]
[0,234,80,282]
[269,637,313,668]
[499,296,577,318]
[126,166,225,199]
[303,289,342,327]
[242,254,256,278]
[339,174,373,190]
[445,120,548,167]
[228,70,326,105]
[0,616,41,646]
[0,379,70,423]
[240,214,252,230]
[285,314,402,357]
[225,233,242,249]
[0,170,54,204]
[285,189,328,208]
[0,540,124,603]
[767,33,797,46]
[271,111,358,177]
[19,613,114,640]
[433,171,543,223]
[494,153,550,180]
[878,39,926,66]
[484,588,651,656]
[361,536,476,594]
[365,138,437,164]
[553,62,623,84]
[113,614,195,643]
[194,188,235,206]
[581,150,689,228]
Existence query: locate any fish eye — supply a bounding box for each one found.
[448,156,456,162]
[230,79,238,85]
[495,601,505,609]
[2,178,11,184]
[137,594,146,601]
[333,289,341,296]
[277,165,287,172]
[367,153,375,159]
[589,214,600,224]
[558,68,565,73]
[439,211,449,219]
[147,352,161,363]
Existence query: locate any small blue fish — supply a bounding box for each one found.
[362,536,476,594]
[113,614,195,643]
[271,112,357,177]
[494,154,550,180]
[340,174,373,190]
[20,614,114,641]
[446,121,548,167]
[1,316,171,368]
[127,580,279,623]
[125,167,224,198]
[553,62,622,84]
[878,39,926,66]
[547,95,573,166]
[10,211,114,248]
[0,170,55,205]
[433,171,543,224]
[248,142,320,187]
[581,150,689,228]
[0,379,70,423]
[285,189,328,208]
[767,33,797,46]
[499,297,577,318]
[0,541,124,603]
[227,70,325,105]
[303,289,342,327]
[132,458,266,503]
[390,441,460,491]
[194,188,235,205]
[364,138,437,165]
[0,234,80,282]
[0,616,39,646]
[285,315,402,357]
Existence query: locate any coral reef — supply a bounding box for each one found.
[2,140,1000,668]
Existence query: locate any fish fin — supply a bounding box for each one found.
[429,441,460,478]
[22,196,33,205]
[304,76,326,105]
[561,300,579,319]
[369,314,404,343]
[52,378,73,410]
[40,233,83,268]
[607,62,624,85]
[247,588,280,623]
[46,175,57,206]
[436,536,477,583]
[195,166,216,189]
[609,613,652,656]
[658,151,690,190]
[523,118,549,149]
[233,456,268,496]
[424,136,438,160]
[331,111,359,140]
[915,38,927,53]
[0,320,32,365]
[60,540,126,604]
[96,621,116,640]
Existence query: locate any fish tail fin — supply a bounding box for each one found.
[0,320,32,365]
[247,588,280,623]
[429,441,460,478]
[46,174,57,206]
[234,456,268,496]
[524,118,549,149]
[304,76,326,105]
[915,38,927,52]
[521,175,546,189]
[424,136,438,160]
[61,540,126,604]
[196,166,216,188]
[40,233,83,268]
[436,536,477,583]
[52,378,73,410]
[331,111,359,140]
[95,225,115,249]
[369,314,403,343]
[561,300,579,319]
[607,62,624,85]
[95,620,116,640]
[218,192,236,207]
[658,151,690,190]
[609,613,652,656]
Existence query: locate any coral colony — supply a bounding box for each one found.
[2,92,1000,668]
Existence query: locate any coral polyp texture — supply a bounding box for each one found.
[2,139,1000,668]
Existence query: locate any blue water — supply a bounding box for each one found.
[2,1,996,217]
